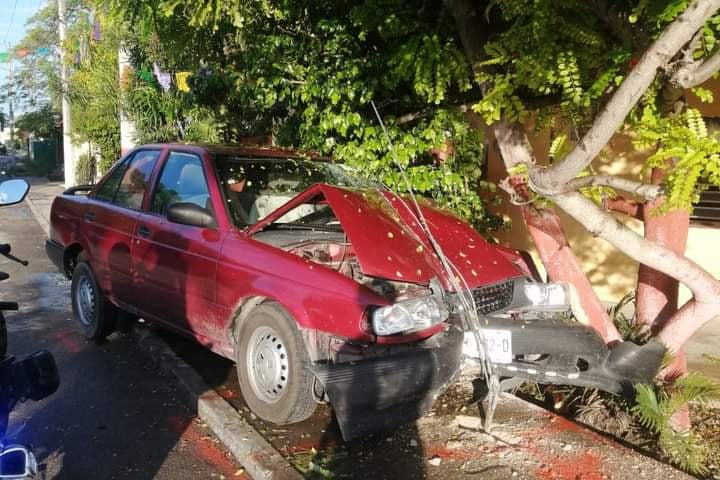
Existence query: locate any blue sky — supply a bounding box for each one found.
[0,0,47,111]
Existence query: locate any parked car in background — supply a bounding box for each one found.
[0,156,19,173]
[45,144,664,440]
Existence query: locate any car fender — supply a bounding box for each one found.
[217,235,390,344]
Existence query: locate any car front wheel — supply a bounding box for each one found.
[71,262,117,340]
[236,303,316,424]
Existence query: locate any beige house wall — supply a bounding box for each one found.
[486,80,720,304]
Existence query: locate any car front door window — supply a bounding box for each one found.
[151,152,212,217]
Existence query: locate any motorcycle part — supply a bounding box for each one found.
[11,350,60,402]
[0,445,37,479]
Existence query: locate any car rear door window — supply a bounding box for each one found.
[113,150,161,210]
[94,158,130,202]
[151,152,211,215]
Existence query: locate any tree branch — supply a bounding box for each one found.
[603,195,643,219]
[553,191,720,303]
[530,0,720,194]
[564,175,664,200]
[442,0,488,65]
[671,47,720,88]
[491,120,535,168]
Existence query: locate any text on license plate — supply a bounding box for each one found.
[484,329,512,364]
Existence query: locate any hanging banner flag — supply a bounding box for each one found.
[153,63,172,91]
[35,47,51,56]
[92,21,101,42]
[0,52,9,62]
[176,72,191,92]
[137,68,154,83]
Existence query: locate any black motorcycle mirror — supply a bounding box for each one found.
[0,180,29,207]
[0,445,37,479]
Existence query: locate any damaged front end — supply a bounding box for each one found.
[248,180,663,440]
[462,277,666,398]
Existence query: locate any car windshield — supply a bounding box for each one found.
[215,155,372,227]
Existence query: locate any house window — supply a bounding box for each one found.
[691,186,720,224]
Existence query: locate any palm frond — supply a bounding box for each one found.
[632,384,666,431]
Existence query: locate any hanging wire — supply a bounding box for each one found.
[369,101,501,430]
[3,0,19,46]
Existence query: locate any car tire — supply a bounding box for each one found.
[71,262,117,340]
[236,303,316,424]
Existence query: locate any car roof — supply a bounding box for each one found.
[136,143,331,162]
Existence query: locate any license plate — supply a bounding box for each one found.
[485,329,512,364]
[462,329,513,364]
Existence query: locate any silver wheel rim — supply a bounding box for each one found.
[76,276,96,326]
[246,326,289,404]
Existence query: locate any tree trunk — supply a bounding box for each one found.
[523,206,622,343]
[636,167,691,430]
[636,169,690,332]
[490,121,622,342]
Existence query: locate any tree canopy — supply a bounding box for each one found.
[103,0,502,231]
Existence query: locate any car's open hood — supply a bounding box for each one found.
[248,184,522,289]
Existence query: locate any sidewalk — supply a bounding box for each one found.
[25,177,64,236]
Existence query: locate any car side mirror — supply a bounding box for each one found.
[0,179,29,207]
[167,202,216,229]
[0,445,37,478]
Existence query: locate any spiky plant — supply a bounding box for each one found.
[607,291,649,344]
[633,374,720,475]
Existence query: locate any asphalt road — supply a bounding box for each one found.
[0,201,244,479]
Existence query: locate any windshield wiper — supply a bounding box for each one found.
[266,222,341,231]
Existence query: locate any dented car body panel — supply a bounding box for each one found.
[249,184,523,289]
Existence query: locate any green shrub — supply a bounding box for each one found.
[75,153,96,185]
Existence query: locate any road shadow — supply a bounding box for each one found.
[0,202,220,479]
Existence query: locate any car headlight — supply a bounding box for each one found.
[372,296,449,336]
[522,282,570,308]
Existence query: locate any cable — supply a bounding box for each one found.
[369,100,501,430]
[3,0,19,46]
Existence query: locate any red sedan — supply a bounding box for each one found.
[46,144,663,440]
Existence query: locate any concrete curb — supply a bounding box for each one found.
[133,327,302,480]
[24,192,50,236]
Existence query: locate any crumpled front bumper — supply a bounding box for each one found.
[477,316,665,397]
[310,321,464,441]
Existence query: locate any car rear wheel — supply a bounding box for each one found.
[236,303,316,424]
[71,262,117,340]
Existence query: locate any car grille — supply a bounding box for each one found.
[472,280,515,314]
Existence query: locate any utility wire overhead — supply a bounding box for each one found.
[3,0,20,46]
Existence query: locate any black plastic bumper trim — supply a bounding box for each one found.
[310,322,464,441]
[45,239,65,275]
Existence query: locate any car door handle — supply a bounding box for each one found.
[137,225,151,238]
[84,211,96,222]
